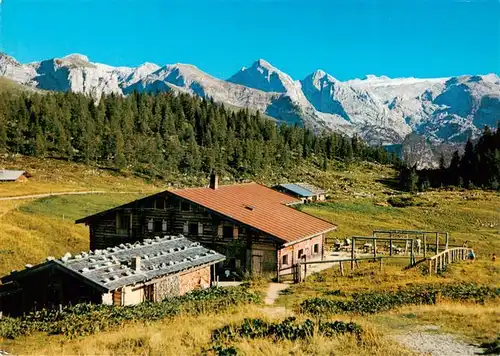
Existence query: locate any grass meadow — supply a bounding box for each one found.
[0,157,498,355]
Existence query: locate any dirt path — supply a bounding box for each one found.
[264,283,289,305]
[260,283,290,318]
[392,326,485,356]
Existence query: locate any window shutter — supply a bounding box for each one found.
[233,226,238,239]
[162,219,167,232]
[198,222,203,236]
[147,219,153,231]
[183,222,189,234]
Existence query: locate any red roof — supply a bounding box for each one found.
[170,183,336,243]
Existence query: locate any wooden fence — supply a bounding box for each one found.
[427,247,473,275]
[287,256,386,283]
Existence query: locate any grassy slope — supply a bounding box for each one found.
[304,190,500,254]
[0,158,499,354]
[0,156,162,275]
[0,193,146,276]
[0,156,160,197]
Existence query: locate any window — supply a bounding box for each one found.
[223,225,233,238]
[162,219,168,232]
[298,249,304,259]
[153,220,163,233]
[282,254,289,266]
[313,244,319,254]
[197,222,203,236]
[189,223,198,235]
[155,198,165,210]
[183,222,189,234]
[180,201,191,212]
[116,213,130,233]
[147,219,153,232]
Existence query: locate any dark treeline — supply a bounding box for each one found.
[0,90,397,178]
[400,124,500,191]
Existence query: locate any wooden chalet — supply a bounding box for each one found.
[76,175,337,276]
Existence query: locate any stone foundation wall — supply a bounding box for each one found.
[154,275,180,302]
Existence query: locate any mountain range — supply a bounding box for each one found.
[1,53,499,148]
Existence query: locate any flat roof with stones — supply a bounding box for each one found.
[1,235,225,292]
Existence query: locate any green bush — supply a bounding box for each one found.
[0,286,261,339]
[300,283,499,316]
[387,196,417,208]
[211,317,362,343]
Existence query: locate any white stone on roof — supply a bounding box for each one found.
[54,235,224,291]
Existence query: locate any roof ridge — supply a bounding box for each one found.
[171,181,257,192]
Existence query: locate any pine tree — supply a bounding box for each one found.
[461,138,477,186]
[399,165,419,192]
[0,113,7,153]
[34,127,46,157]
[322,155,328,171]
[439,154,446,170]
[113,130,127,169]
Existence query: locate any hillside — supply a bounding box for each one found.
[1,52,499,146]
[0,157,498,355]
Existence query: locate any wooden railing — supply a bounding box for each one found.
[428,247,473,275]
[284,256,386,283]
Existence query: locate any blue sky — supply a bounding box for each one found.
[1,0,499,80]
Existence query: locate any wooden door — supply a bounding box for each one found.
[252,255,262,274]
[144,284,154,302]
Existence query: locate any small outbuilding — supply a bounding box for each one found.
[0,235,225,316]
[0,170,30,183]
[275,183,326,203]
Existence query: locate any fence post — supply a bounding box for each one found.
[389,238,393,256]
[428,259,432,276]
[379,257,383,271]
[410,239,414,266]
[351,238,355,270]
[423,235,427,258]
[303,256,307,281]
[435,256,438,274]
[373,237,377,260]
[339,261,344,276]
[436,232,439,254]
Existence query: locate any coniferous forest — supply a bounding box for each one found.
[399,124,500,192]
[0,90,397,179]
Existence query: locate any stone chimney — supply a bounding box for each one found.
[209,173,219,190]
[131,256,141,272]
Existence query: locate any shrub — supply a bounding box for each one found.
[211,317,362,343]
[300,283,499,316]
[0,286,260,339]
[387,196,416,207]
